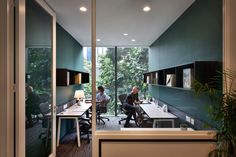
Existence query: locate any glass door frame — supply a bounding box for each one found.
[15,0,57,156]
[0,0,14,156]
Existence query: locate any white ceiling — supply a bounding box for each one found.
[46,0,195,47]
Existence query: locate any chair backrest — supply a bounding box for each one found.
[99,97,111,113]
[39,93,50,103]
[39,102,50,116]
[118,94,130,115]
[39,102,50,128]
[118,94,127,105]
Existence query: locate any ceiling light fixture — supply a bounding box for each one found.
[123,33,128,36]
[132,39,136,42]
[80,6,87,12]
[143,6,151,12]
[96,39,101,42]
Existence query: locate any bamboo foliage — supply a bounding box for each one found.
[194,69,236,157]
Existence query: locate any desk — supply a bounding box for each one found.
[57,102,92,147]
[120,128,194,131]
[139,103,177,128]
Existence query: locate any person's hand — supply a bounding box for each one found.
[134,100,142,105]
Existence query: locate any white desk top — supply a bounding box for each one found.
[121,128,194,131]
[139,103,177,119]
[57,102,92,117]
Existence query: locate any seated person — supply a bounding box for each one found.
[96,86,110,111]
[123,86,139,127]
[26,86,41,127]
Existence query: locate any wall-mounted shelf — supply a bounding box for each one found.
[144,61,222,89]
[56,68,89,86]
[151,84,195,91]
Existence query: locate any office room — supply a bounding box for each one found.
[1,0,236,157]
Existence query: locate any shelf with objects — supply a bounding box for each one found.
[56,68,89,86]
[143,61,222,90]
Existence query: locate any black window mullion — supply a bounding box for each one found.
[114,46,118,116]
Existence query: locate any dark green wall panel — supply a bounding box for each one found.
[26,0,51,47]
[149,0,222,127]
[56,24,84,105]
[149,85,213,124]
[56,24,83,71]
[150,0,222,71]
[56,24,84,138]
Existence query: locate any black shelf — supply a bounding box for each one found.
[56,68,89,86]
[151,84,194,91]
[143,61,222,89]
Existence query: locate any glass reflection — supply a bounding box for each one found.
[25,0,52,156]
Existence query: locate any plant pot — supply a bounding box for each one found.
[180,124,188,131]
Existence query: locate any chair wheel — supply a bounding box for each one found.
[119,121,121,124]
[108,119,110,121]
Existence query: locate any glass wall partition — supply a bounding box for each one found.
[117,47,149,114]
[83,46,149,129]
[25,0,55,156]
[83,47,116,115]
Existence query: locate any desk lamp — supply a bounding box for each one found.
[74,90,85,105]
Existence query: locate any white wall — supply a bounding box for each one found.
[94,130,215,157]
[102,141,214,157]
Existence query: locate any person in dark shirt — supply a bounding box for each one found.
[26,86,40,127]
[123,86,139,127]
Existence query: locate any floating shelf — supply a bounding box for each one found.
[144,61,222,89]
[56,68,89,86]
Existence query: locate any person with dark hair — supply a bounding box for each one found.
[96,86,110,107]
[123,86,140,127]
[26,86,41,127]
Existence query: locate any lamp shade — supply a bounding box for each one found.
[74,90,85,100]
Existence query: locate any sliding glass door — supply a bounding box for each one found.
[25,0,56,156]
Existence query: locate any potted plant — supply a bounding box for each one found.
[194,70,236,157]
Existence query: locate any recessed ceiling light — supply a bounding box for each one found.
[80,6,87,12]
[96,39,101,41]
[143,6,151,12]
[123,33,128,36]
[132,39,136,42]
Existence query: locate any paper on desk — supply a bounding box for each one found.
[72,109,83,112]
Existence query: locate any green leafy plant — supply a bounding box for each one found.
[194,70,236,157]
[86,47,148,115]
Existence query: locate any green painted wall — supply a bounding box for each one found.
[56,24,84,138]
[149,0,222,127]
[56,24,84,105]
[26,0,51,47]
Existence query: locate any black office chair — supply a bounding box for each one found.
[96,97,111,124]
[38,102,51,146]
[39,93,51,103]
[118,94,134,124]
[79,119,91,143]
[135,106,150,127]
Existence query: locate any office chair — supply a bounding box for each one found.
[118,94,133,124]
[27,93,50,127]
[79,119,91,143]
[39,93,50,103]
[38,102,51,146]
[96,96,111,124]
[135,105,150,127]
[118,94,143,127]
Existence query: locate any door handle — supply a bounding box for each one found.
[53,105,57,112]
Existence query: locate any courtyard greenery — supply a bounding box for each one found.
[83,47,149,115]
